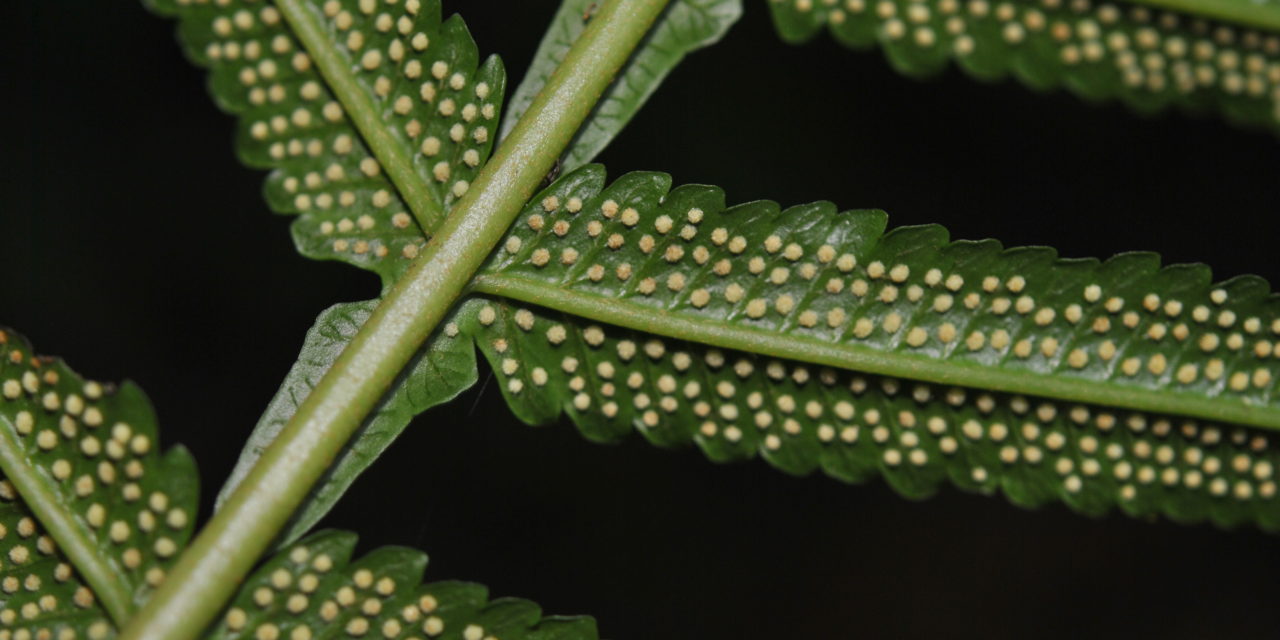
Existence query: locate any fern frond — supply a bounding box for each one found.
[768,0,1280,134]
[0,328,591,637]
[447,164,1280,529]
[0,328,199,629]
[501,0,742,172]
[154,0,758,541]
[207,530,597,640]
[474,165,1279,427]
[216,300,476,549]
[146,0,507,285]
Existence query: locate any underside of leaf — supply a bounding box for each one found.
[207,530,597,640]
[462,295,1280,531]
[0,484,113,639]
[473,165,1279,428]
[216,299,476,550]
[137,2,1280,629]
[768,0,1280,135]
[0,328,199,631]
[426,164,1280,530]
[147,0,507,286]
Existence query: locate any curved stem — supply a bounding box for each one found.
[120,1,671,638]
[0,416,134,624]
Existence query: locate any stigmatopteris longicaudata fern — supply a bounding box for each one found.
[0,327,598,639]
[5,0,1280,637]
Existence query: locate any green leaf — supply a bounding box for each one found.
[500,0,742,172]
[146,0,507,285]
[451,164,1280,530]
[0,328,199,630]
[474,165,1279,427]
[215,300,476,550]
[205,530,597,640]
[145,0,505,548]
[0,483,113,639]
[767,0,1280,135]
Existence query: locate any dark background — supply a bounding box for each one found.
[7,1,1280,637]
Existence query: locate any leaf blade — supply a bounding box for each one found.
[0,328,200,630]
[0,418,132,624]
[203,530,598,640]
[448,164,1280,530]
[0,483,115,638]
[463,294,1280,531]
[215,300,476,549]
[147,0,507,285]
[766,0,1280,135]
[473,165,1280,429]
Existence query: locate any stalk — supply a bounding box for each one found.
[473,274,1280,431]
[120,1,671,637]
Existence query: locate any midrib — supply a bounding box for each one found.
[275,0,444,233]
[472,272,1280,431]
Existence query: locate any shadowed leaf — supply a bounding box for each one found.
[767,0,1280,135]
[205,530,597,640]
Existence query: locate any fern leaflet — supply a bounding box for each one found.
[768,0,1280,135]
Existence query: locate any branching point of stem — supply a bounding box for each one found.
[120,2,672,638]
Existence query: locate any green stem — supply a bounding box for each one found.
[276,0,443,232]
[120,1,670,638]
[471,274,1280,431]
[1125,0,1280,32]
[0,415,134,624]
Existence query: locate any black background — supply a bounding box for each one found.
[8,1,1280,637]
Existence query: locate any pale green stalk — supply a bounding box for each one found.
[473,274,1280,431]
[119,1,672,637]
